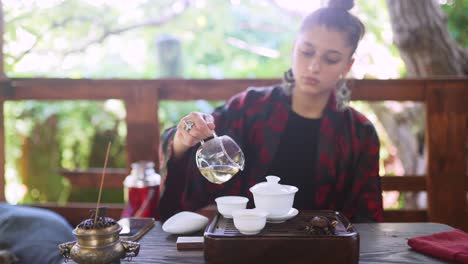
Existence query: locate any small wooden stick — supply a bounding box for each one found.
[94,142,112,228]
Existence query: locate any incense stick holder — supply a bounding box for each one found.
[59,214,140,264]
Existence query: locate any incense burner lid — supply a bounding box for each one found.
[74,216,119,236]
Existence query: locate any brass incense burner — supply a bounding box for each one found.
[59,209,140,264]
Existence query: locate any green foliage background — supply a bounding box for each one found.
[2,0,466,205]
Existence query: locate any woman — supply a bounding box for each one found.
[158,0,384,223]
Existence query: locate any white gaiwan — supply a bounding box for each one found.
[249,176,298,217]
[162,211,209,235]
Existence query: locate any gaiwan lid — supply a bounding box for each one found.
[249,176,298,195]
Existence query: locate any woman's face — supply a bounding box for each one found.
[291,25,354,97]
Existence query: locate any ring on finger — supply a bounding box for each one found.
[183,120,195,132]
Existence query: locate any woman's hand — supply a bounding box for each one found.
[172,112,215,159]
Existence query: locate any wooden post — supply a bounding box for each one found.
[124,84,160,169]
[426,80,467,230]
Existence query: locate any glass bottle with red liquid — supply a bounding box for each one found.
[122,161,161,219]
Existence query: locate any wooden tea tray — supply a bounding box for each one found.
[204,210,359,264]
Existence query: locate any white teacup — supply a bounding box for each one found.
[232,209,268,235]
[215,196,249,218]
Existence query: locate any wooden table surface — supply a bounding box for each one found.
[127,222,453,264]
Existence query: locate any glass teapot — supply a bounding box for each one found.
[195,134,245,184]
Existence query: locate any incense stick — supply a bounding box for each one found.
[94,141,112,228]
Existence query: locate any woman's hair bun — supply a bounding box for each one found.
[327,0,354,11]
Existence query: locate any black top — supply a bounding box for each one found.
[266,110,321,210]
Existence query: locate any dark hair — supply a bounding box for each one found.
[299,0,365,54]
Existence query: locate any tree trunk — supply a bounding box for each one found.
[386,0,468,76]
[382,0,467,209]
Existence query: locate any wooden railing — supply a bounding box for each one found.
[0,78,467,230]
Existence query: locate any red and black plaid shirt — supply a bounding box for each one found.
[159,85,384,222]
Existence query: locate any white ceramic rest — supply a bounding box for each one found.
[162,211,209,235]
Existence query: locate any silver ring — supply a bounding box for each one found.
[183,120,195,132]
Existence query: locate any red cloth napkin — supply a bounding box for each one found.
[408,229,468,264]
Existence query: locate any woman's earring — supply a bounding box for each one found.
[336,80,351,111]
[282,68,295,95]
